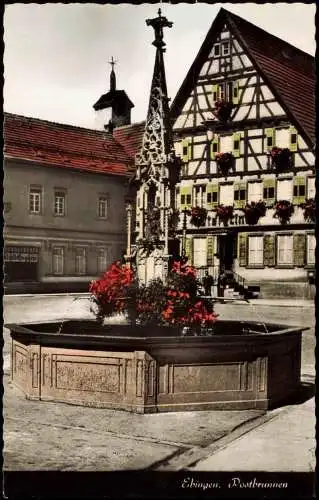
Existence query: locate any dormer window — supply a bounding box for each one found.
[222,42,230,56]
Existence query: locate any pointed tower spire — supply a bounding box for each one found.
[132,9,181,282]
[109,56,116,92]
[135,9,177,177]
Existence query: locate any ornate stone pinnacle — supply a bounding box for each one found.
[146,9,173,49]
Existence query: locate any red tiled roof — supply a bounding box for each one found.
[113,121,145,160]
[170,8,315,146]
[225,10,315,145]
[4,113,133,177]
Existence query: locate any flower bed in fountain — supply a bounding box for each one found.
[89,260,218,335]
[7,261,304,413]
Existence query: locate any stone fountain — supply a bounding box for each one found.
[7,10,304,413]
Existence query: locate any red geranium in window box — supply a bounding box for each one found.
[190,206,207,227]
[300,198,316,223]
[215,204,234,226]
[269,147,293,172]
[215,152,234,176]
[241,201,266,225]
[273,200,294,224]
[213,99,233,122]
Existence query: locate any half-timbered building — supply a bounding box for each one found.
[168,8,315,298]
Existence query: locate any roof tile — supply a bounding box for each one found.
[4,113,133,177]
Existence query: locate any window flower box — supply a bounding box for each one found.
[189,206,207,227]
[273,200,294,225]
[269,147,293,172]
[241,201,266,225]
[213,99,233,122]
[215,152,235,176]
[215,204,234,226]
[300,198,316,223]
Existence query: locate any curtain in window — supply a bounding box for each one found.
[277,235,293,265]
[248,182,263,203]
[248,236,263,265]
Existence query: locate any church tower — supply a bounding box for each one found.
[127,9,181,284]
[93,58,134,132]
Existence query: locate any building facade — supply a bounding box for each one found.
[4,113,134,293]
[168,9,315,298]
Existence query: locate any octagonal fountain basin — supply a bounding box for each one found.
[7,320,304,413]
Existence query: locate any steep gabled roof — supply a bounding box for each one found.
[113,121,145,160]
[4,113,133,177]
[170,8,315,147]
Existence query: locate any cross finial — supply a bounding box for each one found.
[109,56,117,91]
[109,56,116,70]
[146,10,173,49]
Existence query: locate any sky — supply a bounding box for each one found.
[4,2,316,130]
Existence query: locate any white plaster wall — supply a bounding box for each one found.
[260,85,274,100]
[235,158,244,172]
[249,137,262,154]
[234,265,307,281]
[259,105,272,118]
[207,60,219,75]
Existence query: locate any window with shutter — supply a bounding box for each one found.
[207,236,215,266]
[307,234,315,265]
[277,234,293,265]
[263,235,276,267]
[289,126,298,152]
[265,128,276,151]
[206,184,219,208]
[232,132,241,157]
[232,80,240,104]
[218,83,225,100]
[234,182,247,209]
[180,186,192,209]
[263,178,276,207]
[248,236,264,266]
[238,233,248,267]
[182,139,190,162]
[293,234,306,267]
[210,134,220,159]
[293,177,306,205]
[212,84,219,102]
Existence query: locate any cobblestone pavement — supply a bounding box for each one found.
[2,295,315,471]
